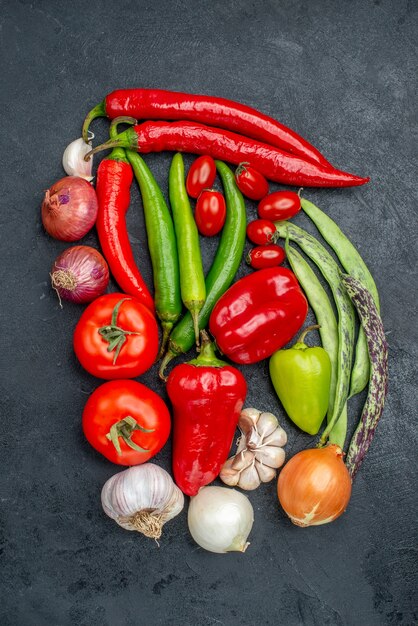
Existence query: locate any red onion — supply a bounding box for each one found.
[42,176,98,241]
[51,246,109,305]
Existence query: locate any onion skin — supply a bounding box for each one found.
[51,245,109,304]
[42,176,98,241]
[277,444,352,527]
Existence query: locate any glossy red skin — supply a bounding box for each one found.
[130,122,369,188]
[95,159,155,313]
[247,244,286,269]
[73,293,159,379]
[235,165,269,200]
[105,88,332,167]
[258,190,301,221]
[166,362,247,496]
[209,267,308,364]
[195,190,226,236]
[186,155,216,198]
[246,219,277,245]
[82,379,171,465]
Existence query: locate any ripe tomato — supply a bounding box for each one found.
[82,379,171,465]
[246,245,286,269]
[258,190,301,221]
[195,190,226,236]
[73,293,158,379]
[235,162,269,200]
[246,219,277,245]
[186,155,216,198]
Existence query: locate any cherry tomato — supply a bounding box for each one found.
[246,245,286,269]
[235,162,269,200]
[195,189,226,237]
[73,293,158,379]
[186,155,216,198]
[258,190,301,221]
[246,219,277,245]
[82,379,171,465]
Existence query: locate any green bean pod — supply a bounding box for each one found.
[285,242,347,449]
[342,274,388,478]
[126,150,182,355]
[169,152,206,345]
[159,161,246,379]
[275,221,355,445]
[300,197,380,397]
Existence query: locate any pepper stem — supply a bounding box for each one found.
[297,324,321,344]
[85,140,124,161]
[157,323,173,361]
[98,298,141,364]
[188,331,227,368]
[109,116,137,138]
[158,348,176,381]
[82,101,106,143]
[106,416,155,454]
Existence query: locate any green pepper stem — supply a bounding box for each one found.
[82,101,106,143]
[109,116,137,138]
[188,331,226,368]
[158,349,176,381]
[297,324,321,344]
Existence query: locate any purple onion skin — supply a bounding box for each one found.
[42,176,98,242]
[51,246,109,304]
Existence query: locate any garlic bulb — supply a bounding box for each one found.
[220,408,287,490]
[101,464,184,540]
[188,486,254,554]
[62,134,94,181]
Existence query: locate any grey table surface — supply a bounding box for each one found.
[1,1,417,625]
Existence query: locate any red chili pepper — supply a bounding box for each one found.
[209,267,308,364]
[166,332,247,496]
[82,88,332,167]
[95,125,154,313]
[88,122,369,189]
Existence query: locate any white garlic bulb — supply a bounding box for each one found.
[220,408,287,491]
[62,134,94,181]
[101,463,184,540]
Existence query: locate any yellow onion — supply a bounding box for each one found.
[277,444,352,527]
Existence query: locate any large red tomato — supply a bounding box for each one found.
[82,379,171,465]
[73,293,158,379]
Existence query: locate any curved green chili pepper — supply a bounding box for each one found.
[275,221,355,445]
[126,150,182,356]
[169,153,206,346]
[285,242,347,448]
[300,197,379,398]
[159,161,246,379]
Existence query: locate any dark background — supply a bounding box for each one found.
[1,1,417,625]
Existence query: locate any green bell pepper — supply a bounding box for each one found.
[269,325,331,435]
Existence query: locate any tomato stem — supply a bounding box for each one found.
[98,298,141,364]
[106,416,155,454]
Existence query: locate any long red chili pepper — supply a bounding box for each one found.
[95,125,154,313]
[82,88,332,168]
[88,121,369,188]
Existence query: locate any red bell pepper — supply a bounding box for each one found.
[209,267,308,364]
[166,333,247,496]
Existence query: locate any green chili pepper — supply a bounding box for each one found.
[285,242,347,448]
[159,161,246,380]
[275,221,356,445]
[126,150,182,356]
[169,152,206,346]
[269,325,331,435]
[300,197,379,398]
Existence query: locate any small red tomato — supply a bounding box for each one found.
[82,379,171,465]
[235,162,269,200]
[258,190,301,221]
[186,156,216,198]
[246,219,277,245]
[73,293,159,379]
[195,189,226,236]
[246,244,286,269]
